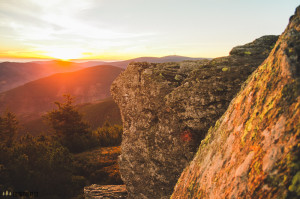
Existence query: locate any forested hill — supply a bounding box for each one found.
[0,65,123,119]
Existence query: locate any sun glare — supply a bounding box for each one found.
[45,48,84,61]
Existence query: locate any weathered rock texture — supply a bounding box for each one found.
[111,34,278,197]
[84,185,127,199]
[171,6,300,199]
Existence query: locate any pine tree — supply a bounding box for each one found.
[46,94,91,152]
[0,111,18,147]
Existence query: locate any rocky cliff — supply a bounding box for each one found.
[111,33,278,197]
[171,6,300,199]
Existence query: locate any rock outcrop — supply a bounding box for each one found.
[171,6,300,199]
[111,33,278,197]
[84,185,127,199]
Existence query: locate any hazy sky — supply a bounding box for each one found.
[0,0,298,61]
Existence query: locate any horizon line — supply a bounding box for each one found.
[0,55,214,63]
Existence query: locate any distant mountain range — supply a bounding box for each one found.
[0,60,95,93]
[0,55,207,92]
[79,55,208,69]
[0,65,123,119]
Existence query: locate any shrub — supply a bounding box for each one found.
[0,134,79,198]
[92,122,123,147]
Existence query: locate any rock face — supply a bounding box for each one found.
[84,185,127,199]
[171,6,300,199]
[111,34,278,197]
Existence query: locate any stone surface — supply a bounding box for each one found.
[111,34,278,197]
[229,35,278,57]
[84,185,127,199]
[171,6,300,199]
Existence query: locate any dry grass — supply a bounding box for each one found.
[73,146,123,185]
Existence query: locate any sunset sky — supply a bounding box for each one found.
[0,0,298,61]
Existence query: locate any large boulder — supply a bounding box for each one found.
[171,6,300,199]
[111,34,278,199]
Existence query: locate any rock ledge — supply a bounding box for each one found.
[84,185,127,199]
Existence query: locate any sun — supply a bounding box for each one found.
[45,48,84,61]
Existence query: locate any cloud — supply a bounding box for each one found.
[0,0,157,58]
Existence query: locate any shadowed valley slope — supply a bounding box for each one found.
[0,65,123,120]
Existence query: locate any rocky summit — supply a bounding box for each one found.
[111,32,278,197]
[171,6,300,199]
